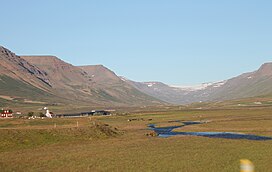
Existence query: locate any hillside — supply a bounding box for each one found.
[0,46,51,89]
[79,65,164,106]
[124,63,272,104]
[21,56,99,105]
[0,46,62,105]
[122,79,190,104]
[79,65,121,84]
[3,44,271,107]
[0,45,163,108]
[21,56,163,106]
[204,63,272,101]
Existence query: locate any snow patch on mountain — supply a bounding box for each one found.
[119,76,128,82]
[171,81,226,91]
[145,82,157,87]
[212,81,226,88]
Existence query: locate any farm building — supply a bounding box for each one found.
[0,109,13,118]
[56,110,111,118]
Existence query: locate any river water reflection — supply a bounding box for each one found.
[148,121,272,141]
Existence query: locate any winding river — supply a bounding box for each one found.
[148,121,272,141]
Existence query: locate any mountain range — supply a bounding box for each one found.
[123,63,272,104]
[0,46,162,107]
[1,45,272,107]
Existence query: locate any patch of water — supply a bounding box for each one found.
[148,122,272,141]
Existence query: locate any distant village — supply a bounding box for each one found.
[0,107,113,119]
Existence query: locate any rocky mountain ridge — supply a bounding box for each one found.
[124,62,272,104]
[0,46,163,107]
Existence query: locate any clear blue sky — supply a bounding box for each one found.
[1,0,272,85]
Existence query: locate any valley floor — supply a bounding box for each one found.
[1,107,272,171]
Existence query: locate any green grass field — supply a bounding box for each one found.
[1,107,272,171]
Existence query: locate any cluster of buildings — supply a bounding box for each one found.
[0,109,13,118]
[56,110,112,118]
[0,108,113,119]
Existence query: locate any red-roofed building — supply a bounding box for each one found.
[0,109,13,118]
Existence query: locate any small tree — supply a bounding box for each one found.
[27,112,34,117]
[39,112,46,117]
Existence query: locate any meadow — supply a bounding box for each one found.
[1,107,272,171]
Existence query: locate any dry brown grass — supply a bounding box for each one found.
[1,107,272,171]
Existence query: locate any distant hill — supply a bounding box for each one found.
[2,45,271,107]
[21,55,99,105]
[79,65,121,84]
[123,63,272,104]
[78,65,164,106]
[120,79,190,104]
[0,45,163,107]
[0,46,51,89]
[0,46,61,105]
[202,62,272,101]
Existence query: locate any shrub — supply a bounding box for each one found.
[27,112,34,117]
[39,112,46,118]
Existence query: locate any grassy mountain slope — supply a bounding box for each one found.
[205,63,272,101]
[122,79,189,104]
[79,65,164,106]
[0,45,163,108]
[125,62,272,104]
[0,46,66,106]
[0,46,51,90]
[21,56,163,106]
